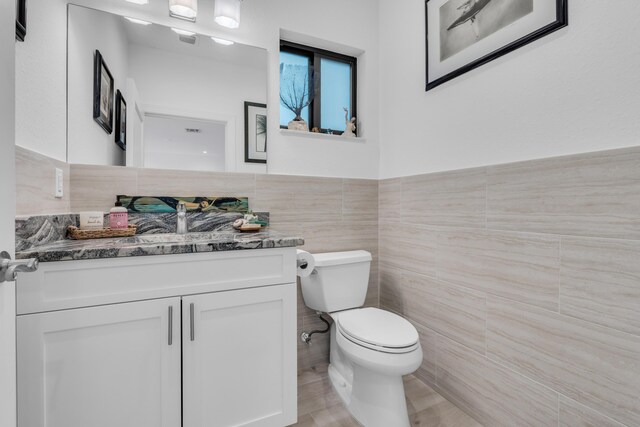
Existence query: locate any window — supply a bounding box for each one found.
[279,40,357,135]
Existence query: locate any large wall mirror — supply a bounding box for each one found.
[66,4,267,173]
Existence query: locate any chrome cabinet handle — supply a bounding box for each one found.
[190,303,195,341]
[0,251,38,283]
[168,306,173,346]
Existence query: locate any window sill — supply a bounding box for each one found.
[279,129,366,142]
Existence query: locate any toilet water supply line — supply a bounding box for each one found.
[297,253,328,343]
[301,313,331,344]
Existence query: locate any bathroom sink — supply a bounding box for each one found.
[136,232,228,244]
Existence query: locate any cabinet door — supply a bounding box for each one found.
[17,298,182,427]
[183,284,297,427]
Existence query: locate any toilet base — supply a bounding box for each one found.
[328,363,411,427]
[328,364,352,407]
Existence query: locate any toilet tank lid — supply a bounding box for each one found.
[313,250,372,267]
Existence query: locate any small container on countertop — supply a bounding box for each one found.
[109,201,129,230]
[79,211,104,230]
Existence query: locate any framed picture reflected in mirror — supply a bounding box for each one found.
[115,90,127,150]
[93,50,114,134]
[244,101,267,164]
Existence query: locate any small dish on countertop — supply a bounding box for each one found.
[232,219,264,232]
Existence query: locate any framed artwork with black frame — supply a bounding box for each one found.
[93,50,114,134]
[244,101,267,164]
[425,0,568,91]
[16,0,26,41]
[115,90,127,151]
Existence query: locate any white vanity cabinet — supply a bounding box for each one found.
[17,297,183,427]
[183,285,296,427]
[16,248,298,427]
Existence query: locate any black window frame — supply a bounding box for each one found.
[280,40,357,136]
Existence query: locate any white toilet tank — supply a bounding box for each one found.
[300,250,372,313]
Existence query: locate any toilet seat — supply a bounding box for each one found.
[335,308,419,354]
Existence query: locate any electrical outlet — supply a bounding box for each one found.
[55,168,64,198]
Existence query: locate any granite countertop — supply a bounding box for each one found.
[16,229,305,263]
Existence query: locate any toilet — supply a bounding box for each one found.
[299,250,422,427]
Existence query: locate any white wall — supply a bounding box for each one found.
[0,0,16,424]
[378,0,640,178]
[16,0,640,180]
[125,78,144,168]
[128,43,266,173]
[67,5,128,166]
[15,0,380,179]
[15,0,67,161]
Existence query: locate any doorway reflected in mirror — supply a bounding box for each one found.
[143,115,226,173]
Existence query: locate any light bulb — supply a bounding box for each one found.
[169,0,197,21]
[214,0,241,29]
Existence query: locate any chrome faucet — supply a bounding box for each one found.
[176,201,187,234]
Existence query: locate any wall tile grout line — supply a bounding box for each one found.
[556,392,631,427]
[430,324,560,397]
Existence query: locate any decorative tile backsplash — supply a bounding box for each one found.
[16,211,269,253]
[116,195,249,213]
[15,214,76,252]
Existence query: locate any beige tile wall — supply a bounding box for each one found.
[379,146,640,427]
[16,147,70,215]
[15,148,378,373]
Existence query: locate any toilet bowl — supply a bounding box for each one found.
[329,307,422,427]
[299,250,422,427]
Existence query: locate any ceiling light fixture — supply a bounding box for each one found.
[214,0,242,29]
[124,17,152,25]
[171,27,196,36]
[211,37,234,46]
[125,0,149,4]
[169,0,197,22]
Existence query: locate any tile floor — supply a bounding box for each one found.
[294,364,482,426]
